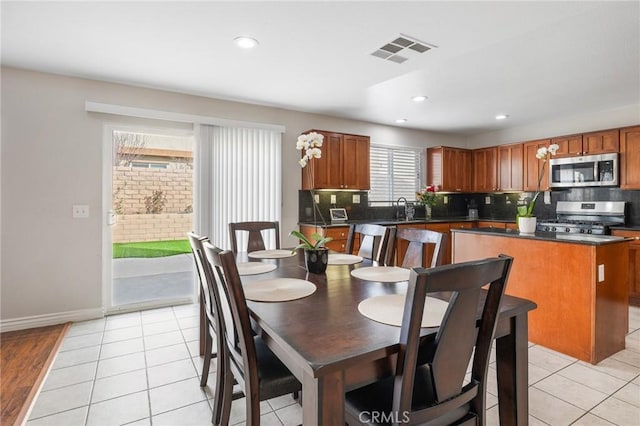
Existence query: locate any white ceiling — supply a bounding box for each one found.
[2,1,639,135]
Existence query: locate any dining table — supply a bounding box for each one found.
[199,250,537,426]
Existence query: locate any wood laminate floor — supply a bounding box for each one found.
[1,323,69,426]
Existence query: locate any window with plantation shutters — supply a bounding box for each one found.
[369,145,423,204]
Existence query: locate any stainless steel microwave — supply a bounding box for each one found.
[549,153,618,188]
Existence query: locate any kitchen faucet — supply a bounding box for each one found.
[396,197,408,220]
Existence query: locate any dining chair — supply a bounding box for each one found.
[228,221,280,253]
[345,223,395,265]
[393,227,446,269]
[344,255,513,426]
[187,232,218,388]
[203,243,302,425]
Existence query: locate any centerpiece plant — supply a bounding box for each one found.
[293,131,332,273]
[517,143,559,232]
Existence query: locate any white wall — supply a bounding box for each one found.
[0,66,464,325]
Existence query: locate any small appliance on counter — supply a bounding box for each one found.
[536,201,626,235]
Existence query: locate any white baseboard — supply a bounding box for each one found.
[0,308,105,333]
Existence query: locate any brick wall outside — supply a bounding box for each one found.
[112,213,193,243]
[112,166,193,243]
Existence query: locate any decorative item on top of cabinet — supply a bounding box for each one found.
[610,229,640,306]
[472,147,498,192]
[427,146,472,192]
[522,139,552,192]
[620,125,640,189]
[301,130,370,190]
[497,143,523,191]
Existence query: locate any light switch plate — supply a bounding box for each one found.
[352,194,360,203]
[314,194,319,204]
[443,196,448,204]
[73,205,89,218]
[485,196,491,205]
[330,195,337,204]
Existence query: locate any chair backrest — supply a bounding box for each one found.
[393,255,513,423]
[228,221,280,253]
[202,243,257,393]
[345,224,395,265]
[187,232,216,330]
[394,227,446,269]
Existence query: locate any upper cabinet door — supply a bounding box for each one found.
[523,139,552,191]
[472,147,498,192]
[428,147,472,192]
[497,143,523,191]
[342,134,370,190]
[621,125,640,189]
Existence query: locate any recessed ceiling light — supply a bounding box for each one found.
[395,118,408,124]
[495,114,509,120]
[412,95,428,102]
[234,36,259,49]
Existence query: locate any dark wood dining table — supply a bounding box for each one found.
[200,251,536,426]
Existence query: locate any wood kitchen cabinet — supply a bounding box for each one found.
[427,147,472,192]
[523,139,552,191]
[472,147,497,192]
[611,229,640,306]
[553,129,619,157]
[301,130,370,190]
[299,224,354,253]
[497,143,523,191]
[620,125,640,189]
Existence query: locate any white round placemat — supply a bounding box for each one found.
[243,278,317,302]
[328,253,363,265]
[358,295,449,327]
[236,262,277,276]
[247,249,295,259]
[350,266,411,282]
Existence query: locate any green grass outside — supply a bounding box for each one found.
[113,239,191,259]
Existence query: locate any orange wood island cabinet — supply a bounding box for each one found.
[611,229,640,306]
[451,229,629,364]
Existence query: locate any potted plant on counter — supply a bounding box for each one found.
[290,230,333,273]
[517,143,559,233]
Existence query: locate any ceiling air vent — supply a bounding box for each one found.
[370,34,436,64]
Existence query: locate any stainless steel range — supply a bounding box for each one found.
[536,201,626,235]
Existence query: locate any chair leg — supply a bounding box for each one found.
[200,329,212,387]
[216,361,234,426]
[212,353,226,426]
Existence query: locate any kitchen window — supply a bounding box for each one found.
[369,145,423,205]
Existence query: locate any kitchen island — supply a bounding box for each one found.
[451,228,629,364]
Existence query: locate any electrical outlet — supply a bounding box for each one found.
[544,191,551,204]
[443,196,448,205]
[485,196,491,205]
[352,194,360,203]
[314,194,319,204]
[73,205,89,218]
[598,264,605,282]
[330,195,337,204]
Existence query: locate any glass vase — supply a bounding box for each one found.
[425,205,432,219]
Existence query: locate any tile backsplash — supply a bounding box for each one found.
[299,188,640,226]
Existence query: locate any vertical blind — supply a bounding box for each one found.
[369,145,422,203]
[202,125,281,250]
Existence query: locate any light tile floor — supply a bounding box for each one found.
[27,304,640,425]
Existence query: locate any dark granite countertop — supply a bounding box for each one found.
[298,217,515,228]
[451,227,629,245]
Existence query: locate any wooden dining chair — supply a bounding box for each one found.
[203,243,302,426]
[228,221,280,253]
[345,223,395,265]
[393,227,446,269]
[187,232,218,387]
[344,255,513,426]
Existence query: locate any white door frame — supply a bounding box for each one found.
[101,122,197,314]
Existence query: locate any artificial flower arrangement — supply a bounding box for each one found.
[416,184,438,207]
[517,144,560,218]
